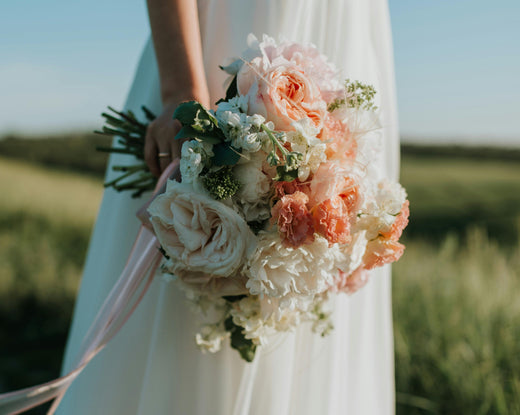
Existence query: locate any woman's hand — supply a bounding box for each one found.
[144,100,183,177]
[144,91,209,177]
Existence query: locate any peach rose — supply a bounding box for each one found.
[237,60,327,132]
[311,196,351,245]
[271,191,315,247]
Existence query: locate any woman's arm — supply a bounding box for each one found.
[145,0,210,176]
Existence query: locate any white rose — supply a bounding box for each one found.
[148,181,257,279]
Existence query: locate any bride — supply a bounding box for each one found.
[56,0,399,413]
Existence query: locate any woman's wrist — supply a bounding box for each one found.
[161,84,210,109]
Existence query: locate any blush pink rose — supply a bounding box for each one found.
[238,60,327,131]
[271,191,315,247]
[363,238,405,270]
[311,196,351,245]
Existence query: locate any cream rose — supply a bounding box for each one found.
[148,181,257,279]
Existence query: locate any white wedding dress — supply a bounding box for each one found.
[57,1,399,414]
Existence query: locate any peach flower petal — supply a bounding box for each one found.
[311,196,351,245]
[363,238,405,270]
[381,200,410,241]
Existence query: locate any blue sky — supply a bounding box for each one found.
[1,0,518,146]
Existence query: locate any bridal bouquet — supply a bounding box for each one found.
[101,35,409,362]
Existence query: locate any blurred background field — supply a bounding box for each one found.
[0,135,520,414]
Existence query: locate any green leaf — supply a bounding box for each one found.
[175,126,222,144]
[173,101,201,125]
[216,75,238,105]
[192,109,214,132]
[211,142,241,166]
[173,101,219,131]
[224,316,256,363]
[274,166,299,182]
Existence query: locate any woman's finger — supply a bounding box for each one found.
[158,145,172,172]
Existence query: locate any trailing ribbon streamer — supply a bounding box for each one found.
[0,160,180,415]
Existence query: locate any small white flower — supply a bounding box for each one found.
[195,324,229,353]
[233,152,271,222]
[286,119,327,181]
[217,95,249,114]
[180,140,213,184]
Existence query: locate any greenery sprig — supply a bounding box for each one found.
[327,79,378,112]
[261,124,303,182]
[95,106,157,198]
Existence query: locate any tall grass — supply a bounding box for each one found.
[394,229,520,414]
[0,158,101,394]
[1,156,519,414]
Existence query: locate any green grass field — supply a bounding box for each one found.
[1,137,520,414]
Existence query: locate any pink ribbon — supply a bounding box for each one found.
[0,160,180,415]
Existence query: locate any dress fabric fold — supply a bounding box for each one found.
[58,1,399,413]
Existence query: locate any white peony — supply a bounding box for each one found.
[148,181,257,280]
[245,233,344,311]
